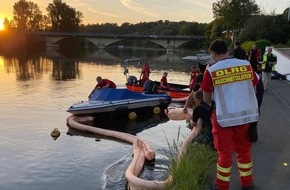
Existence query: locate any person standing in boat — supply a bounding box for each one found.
[139,62,151,86]
[189,65,201,91]
[88,76,116,98]
[183,73,204,114]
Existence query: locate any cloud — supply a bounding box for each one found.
[182,0,213,9]
[68,0,120,18]
[84,7,120,18]
[120,0,158,17]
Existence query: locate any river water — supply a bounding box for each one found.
[0,47,197,190]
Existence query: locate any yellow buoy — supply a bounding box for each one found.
[129,112,137,120]
[153,107,161,114]
[51,128,61,140]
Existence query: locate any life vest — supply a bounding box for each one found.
[262,53,276,71]
[207,58,259,127]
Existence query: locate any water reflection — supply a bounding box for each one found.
[0,47,192,190]
[4,56,47,81]
[2,47,197,83]
[52,59,80,80]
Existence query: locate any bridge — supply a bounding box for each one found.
[36,32,206,52]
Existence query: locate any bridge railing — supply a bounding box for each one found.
[34,32,205,39]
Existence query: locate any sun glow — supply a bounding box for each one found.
[0,19,4,30]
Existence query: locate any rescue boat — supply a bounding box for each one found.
[67,88,172,117]
[123,58,191,99]
[125,77,191,99]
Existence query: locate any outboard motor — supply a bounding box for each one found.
[127,75,138,85]
[143,80,157,94]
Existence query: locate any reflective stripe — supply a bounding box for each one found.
[217,106,258,120]
[216,109,259,121]
[217,87,227,114]
[239,169,252,177]
[238,161,253,169]
[217,164,231,173]
[217,173,231,182]
[238,162,253,177]
[247,80,257,108]
[217,114,259,127]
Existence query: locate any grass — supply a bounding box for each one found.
[165,127,217,190]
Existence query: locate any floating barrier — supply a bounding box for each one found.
[171,96,188,102]
[165,107,193,120]
[66,109,196,190]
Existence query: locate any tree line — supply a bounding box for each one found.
[1,0,290,54]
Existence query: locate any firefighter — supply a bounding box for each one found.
[202,39,259,190]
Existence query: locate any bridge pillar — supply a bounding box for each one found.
[97,43,105,49]
[167,46,175,52]
[46,41,59,47]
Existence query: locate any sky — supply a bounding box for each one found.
[0,0,289,25]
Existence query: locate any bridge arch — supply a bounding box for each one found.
[38,33,206,51]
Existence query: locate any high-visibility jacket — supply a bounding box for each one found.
[207,58,259,127]
[262,53,277,71]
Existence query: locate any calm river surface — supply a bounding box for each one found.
[0,47,197,190]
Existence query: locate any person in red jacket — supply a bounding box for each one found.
[248,44,261,72]
[202,39,259,190]
[139,62,151,86]
[160,72,171,90]
[189,65,201,91]
[88,76,116,98]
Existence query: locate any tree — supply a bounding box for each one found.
[212,0,260,40]
[179,22,206,36]
[27,1,43,31]
[204,19,227,41]
[46,0,83,32]
[3,18,15,30]
[13,0,43,31]
[41,15,51,31]
[239,13,290,44]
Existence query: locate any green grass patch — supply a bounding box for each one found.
[167,139,217,190]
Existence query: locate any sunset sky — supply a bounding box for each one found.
[0,0,289,25]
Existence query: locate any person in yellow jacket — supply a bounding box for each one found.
[262,47,277,91]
